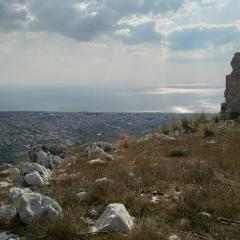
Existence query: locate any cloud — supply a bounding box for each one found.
[0,0,28,31]
[0,0,239,55]
[168,23,240,50]
[23,0,187,41]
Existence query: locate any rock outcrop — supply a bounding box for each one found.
[84,144,114,161]
[17,162,51,187]
[92,203,134,233]
[221,52,240,117]
[29,145,62,169]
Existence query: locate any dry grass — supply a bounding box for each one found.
[1,119,240,239]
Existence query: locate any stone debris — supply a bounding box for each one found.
[0,205,17,220]
[200,212,212,218]
[95,178,111,184]
[221,52,240,116]
[143,133,175,141]
[0,182,12,188]
[15,192,62,224]
[169,235,181,240]
[92,203,134,233]
[0,232,20,240]
[76,189,87,198]
[87,159,106,165]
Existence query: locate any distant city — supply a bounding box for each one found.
[0,112,189,163]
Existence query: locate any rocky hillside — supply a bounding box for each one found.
[0,115,240,240]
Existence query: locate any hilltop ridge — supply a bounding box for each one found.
[0,115,240,239]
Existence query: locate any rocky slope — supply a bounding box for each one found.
[0,116,240,240]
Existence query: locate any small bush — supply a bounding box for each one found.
[212,114,220,124]
[202,124,215,138]
[169,148,188,157]
[181,118,194,133]
[161,125,170,135]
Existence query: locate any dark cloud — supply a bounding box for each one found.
[0,0,28,30]
[25,0,185,41]
[0,0,239,51]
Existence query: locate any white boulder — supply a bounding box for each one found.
[0,232,20,240]
[16,192,62,224]
[24,171,48,187]
[92,203,133,233]
[0,205,17,220]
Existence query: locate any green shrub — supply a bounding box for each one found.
[181,118,194,133]
[161,125,170,135]
[202,124,215,138]
[169,147,188,157]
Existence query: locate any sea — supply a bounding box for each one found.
[0,83,224,113]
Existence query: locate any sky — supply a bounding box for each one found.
[0,0,240,87]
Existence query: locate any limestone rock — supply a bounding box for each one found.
[87,159,106,165]
[8,187,32,204]
[15,192,62,224]
[19,162,51,179]
[0,182,12,188]
[221,52,240,116]
[84,143,114,161]
[29,145,62,169]
[17,162,51,187]
[24,171,48,187]
[169,235,181,240]
[92,203,133,233]
[0,232,20,240]
[0,205,17,220]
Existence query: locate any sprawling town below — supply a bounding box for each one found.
[0,112,188,163]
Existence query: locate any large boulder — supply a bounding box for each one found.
[8,187,32,204]
[29,145,62,169]
[15,192,62,224]
[92,203,133,233]
[0,232,20,240]
[0,205,17,220]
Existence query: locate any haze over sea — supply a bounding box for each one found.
[0,84,224,113]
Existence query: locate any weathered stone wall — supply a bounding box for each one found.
[221,53,240,116]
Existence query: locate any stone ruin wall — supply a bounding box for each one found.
[221,52,240,116]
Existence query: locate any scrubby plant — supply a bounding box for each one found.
[181,118,194,134]
[161,125,170,135]
[169,147,188,157]
[202,123,216,138]
[212,114,220,124]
